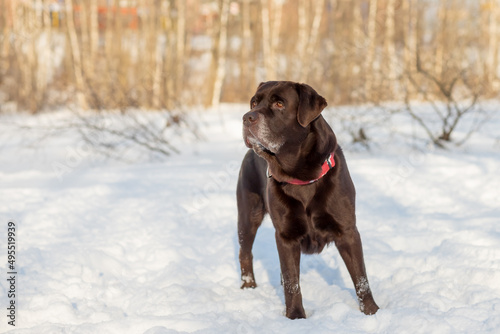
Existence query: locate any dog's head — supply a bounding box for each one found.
[242,81,327,156]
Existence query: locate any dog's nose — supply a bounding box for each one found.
[243,111,258,126]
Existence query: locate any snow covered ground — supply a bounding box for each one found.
[1,104,500,333]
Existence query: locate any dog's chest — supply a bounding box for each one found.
[300,207,341,254]
[267,183,342,253]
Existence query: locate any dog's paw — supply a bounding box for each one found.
[240,275,257,289]
[360,298,379,315]
[240,281,257,289]
[286,307,306,320]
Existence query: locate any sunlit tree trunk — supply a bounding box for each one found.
[211,0,230,107]
[164,1,176,108]
[65,0,88,109]
[261,0,273,80]
[36,0,52,108]
[434,2,446,79]
[296,0,308,79]
[487,1,499,85]
[403,0,417,74]
[270,0,283,79]
[79,0,91,79]
[105,0,116,61]
[384,0,396,95]
[240,0,253,91]
[89,0,99,74]
[153,1,168,109]
[300,0,324,82]
[12,1,39,111]
[349,0,364,102]
[0,0,13,75]
[364,0,378,100]
[176,0,186,97]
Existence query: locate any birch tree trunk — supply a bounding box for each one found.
[0,34,8,78]
[136,0,146,107]
[260,0,273,80]
[364,0,378,100]
[270,0,283,79]
[300,0,325,82]
[79,0,91,77]
[211,0,230,107]
[36,0,51,108]
[350,0,364,100]
[240,0,253,91]
[487,1,499,85]
[0,1,13,75]
[403,0,417,75]
[89,0,99,74]
[12,1,38,111]
[434,2,447,80]
[105,0,114,61]
[296,0,308,79]
[164,1,176,108]
[384,0,396,93]
[65,0,88,109]
[176,0,186,96]
[153,1,168,109]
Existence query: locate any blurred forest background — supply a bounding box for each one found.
[0,0,499,150]
[2,0,499,110]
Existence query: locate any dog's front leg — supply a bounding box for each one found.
[275,232,306,319]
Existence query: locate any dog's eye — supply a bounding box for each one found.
[251,101,257,109]
[275,101,284,109]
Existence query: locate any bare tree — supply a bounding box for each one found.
[383,0,397,98]
[403,0,418,78]
[300,0,325,82]
[486,0,500,86]
[210,0,231,107]
[0,1,13,77]
[434,1,446,78]
[296,0,308,80]
[404,67,484,147]
[153,1,168,109]
[164,1,177,109]
[270,0,283,78]
[240,0,254,92]
[0,0,497,141]
[74,109,196,161]
[260,0,273,80]
[364,0,378,100]
[89,0,99,73]
[176,0,186,98]
[10,1,41,112]
[65,0,88,109]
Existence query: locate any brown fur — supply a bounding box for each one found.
[237,81,379,319]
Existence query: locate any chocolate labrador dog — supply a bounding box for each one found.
[237,81,379,319]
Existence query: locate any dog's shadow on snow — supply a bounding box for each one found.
[232,219,347,303]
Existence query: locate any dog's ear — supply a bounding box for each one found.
[295,83,327,127]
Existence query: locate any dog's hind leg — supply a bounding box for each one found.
[335,227,379,315]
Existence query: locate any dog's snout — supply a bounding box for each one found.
[243,111,258,126]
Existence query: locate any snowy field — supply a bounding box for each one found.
[1,104,500,333]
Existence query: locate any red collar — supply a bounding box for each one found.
[267,152,335,185]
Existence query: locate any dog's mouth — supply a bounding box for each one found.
[257,143,275,156]
[244,132,275,156]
